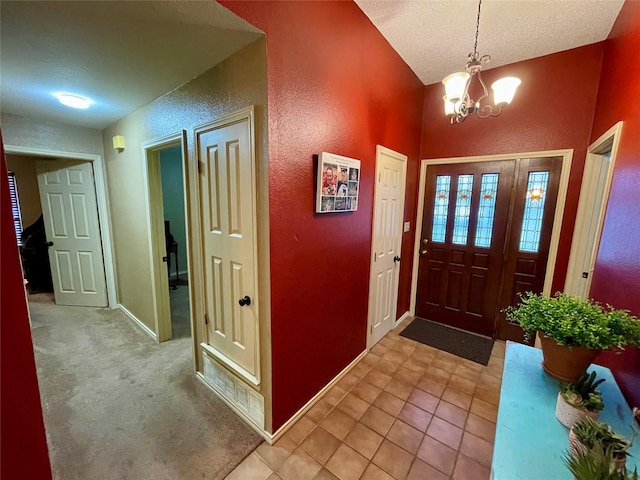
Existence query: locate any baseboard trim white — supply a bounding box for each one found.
[266,349,368,445]
[395,310,411,327]
[196,372,271,442]
[117,304,157,341]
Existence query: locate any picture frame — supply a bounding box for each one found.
[316,152,360,213]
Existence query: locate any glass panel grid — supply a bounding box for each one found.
[519,171,550,252]
[452,175,474,245]
[431,175,451,242]
[474,173,499,248]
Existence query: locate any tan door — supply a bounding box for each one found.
[196,112,259,384]
[416,157,561,340]
[36,160,108,307]
[368,146,407,347]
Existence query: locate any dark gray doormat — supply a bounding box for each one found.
[400,317,493,366]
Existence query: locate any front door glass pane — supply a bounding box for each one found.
[452,174,474,245]
[474,173,499,248]
[519,171,550,252]
[431,175,451,242]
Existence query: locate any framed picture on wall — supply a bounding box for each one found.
[316,152,360,213]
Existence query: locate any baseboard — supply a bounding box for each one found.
[117,304,157,341]
[196,372,270,442]
[267,349,368,445]
[395,310,411,327]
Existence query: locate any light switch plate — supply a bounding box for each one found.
[404,221,410,232]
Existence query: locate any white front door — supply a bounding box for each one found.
[36,160,108,307]
[367,146,407,348]
[196,108,260,385]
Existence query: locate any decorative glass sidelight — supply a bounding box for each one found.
[452,175,474,244]
[432,175,451,242]
[519,171,550,252]
[474,173,499,247]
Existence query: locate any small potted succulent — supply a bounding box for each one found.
[564,441,638,480]
[569,416,632,471]
[504,292,640,381]
[556,371,605,428]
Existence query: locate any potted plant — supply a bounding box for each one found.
[504,292,640,381]
[569,416,632,471]
[564,442,638,480]
[556,371,605,428]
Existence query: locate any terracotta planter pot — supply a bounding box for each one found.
[539,334,600,381]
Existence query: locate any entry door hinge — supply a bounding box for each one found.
[204,313,209,325]
[198,161,204,175]
[370,325,373,335]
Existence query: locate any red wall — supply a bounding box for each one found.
[588,0,640,408]
[219,1,424,429]
[0,139,53,479]
[421,43,604,293]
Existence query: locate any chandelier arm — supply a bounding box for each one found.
[474,70,490,104]
[475,104,495,119]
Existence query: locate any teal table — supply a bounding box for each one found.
[491,342,639,479]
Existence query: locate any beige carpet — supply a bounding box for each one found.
[29,293,262,480]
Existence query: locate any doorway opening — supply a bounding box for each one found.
[4,149,115,308]
[142,133,193,343]
[565,121,622,298]
[411,150,572,342]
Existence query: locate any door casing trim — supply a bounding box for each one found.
[4,144,117,308]
[410,149,573,321]
[564,122,622,298]
[141,131,190,343]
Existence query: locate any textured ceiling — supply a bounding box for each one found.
[0,1,262,129]
[355,0,624,85]
[0,1,624,130]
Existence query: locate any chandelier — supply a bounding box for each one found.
[442,0,521,124]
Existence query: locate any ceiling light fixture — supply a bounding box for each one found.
[442,0,521,124]
[56,93,91,109]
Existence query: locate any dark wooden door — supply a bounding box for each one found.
[496,157,562,341]
[416,157,562,340]
[415,161,515,336]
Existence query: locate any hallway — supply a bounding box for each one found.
[227,318,504,480]
[29,294,261,479]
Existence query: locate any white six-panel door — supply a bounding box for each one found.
[196,111,260,385]
[36,160,108,307]
[367,146,407,348]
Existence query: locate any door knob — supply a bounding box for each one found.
[422,238,429,245]
[46,241,54,247]
[393,256,401,263]
[238,296,252,307]
[421,249,428,255]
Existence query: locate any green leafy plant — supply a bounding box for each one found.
[504,292,640,349]
[561,372,606,412]
[564,442,638,480]
[572,417,632,459]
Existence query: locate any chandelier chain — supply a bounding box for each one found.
[472,0,482,59]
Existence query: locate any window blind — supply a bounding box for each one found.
[7,171,23,246]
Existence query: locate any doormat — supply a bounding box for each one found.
[400,317,493,366]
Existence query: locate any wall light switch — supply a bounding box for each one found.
[404,221,410,232]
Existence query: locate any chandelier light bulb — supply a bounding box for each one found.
[442,72,470,102]
[492,77,522,106]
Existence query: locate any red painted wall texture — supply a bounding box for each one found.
[219,1,424,429]
[0,139,53,479]
[421,43,604,294]
[588,0,640,409]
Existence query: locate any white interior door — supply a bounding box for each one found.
[36,160,108,307]
[565,152,612,298]
[367,146,407,348]
[196,109,260,385]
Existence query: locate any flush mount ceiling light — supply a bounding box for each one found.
[56,93,91,109]
[442,0,521,124]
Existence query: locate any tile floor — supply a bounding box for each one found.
[226,320,505,480]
